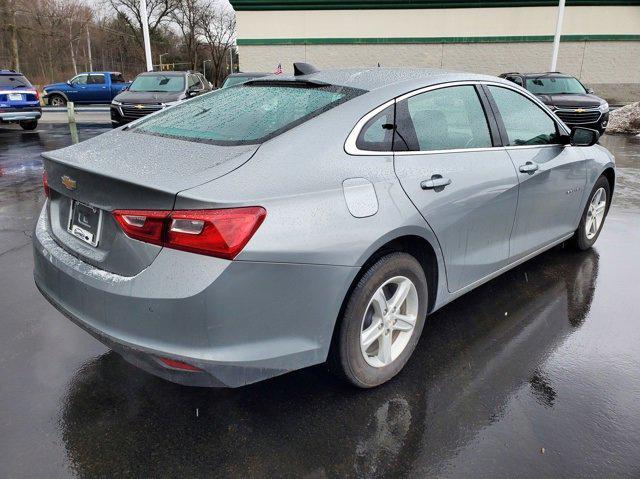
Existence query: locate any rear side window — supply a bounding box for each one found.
[110,73,125,83]
[88,74,105,84]
[488,86,559,146]
[396,85,492,151]
[0,74,32,89]
[356,105,394,152]
[133,83,365,145]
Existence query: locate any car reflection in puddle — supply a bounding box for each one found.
[58,247,598,478]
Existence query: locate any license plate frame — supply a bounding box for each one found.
[67,199,103,247]
[8,93,23,101]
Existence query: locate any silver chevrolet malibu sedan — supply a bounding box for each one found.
[34,65,615,388]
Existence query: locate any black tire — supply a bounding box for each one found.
[572,176,611,250]
[19,120,38,130]
[331,252,428,388]
[48,94,66,107]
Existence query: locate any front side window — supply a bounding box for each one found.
[71,74,88,85]
[488,86,560,146]
[133,83,365,145]
[395,85,492,151]
[525,76,586,95]
[129,74,185,93]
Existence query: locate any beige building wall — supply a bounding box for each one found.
[236,6,640,103]
[236,7,640,40]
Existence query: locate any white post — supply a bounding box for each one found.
[550,0,566,71]
[229,47,233,73]
[140,0,153,71]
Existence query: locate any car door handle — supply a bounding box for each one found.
[421,175,452,190]
[519,161,539,173]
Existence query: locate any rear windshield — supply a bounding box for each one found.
[0,74,33,90]
[129,74,185,92]
[132,82,365,145]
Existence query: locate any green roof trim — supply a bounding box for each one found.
[230,0,640,10]
[237,34,640,45]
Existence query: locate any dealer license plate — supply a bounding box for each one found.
[67,200,102,246]
[8,93,23,101]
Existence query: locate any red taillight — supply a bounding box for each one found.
[112,210,169,246]
[35,90,40,101]
[158,357,202,372]
[112,207,266,260]
[42,171,49,197]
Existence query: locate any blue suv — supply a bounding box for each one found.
[0,70,41,130]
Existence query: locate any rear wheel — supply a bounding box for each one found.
[48,94,66,107]
[572,176,610,250]
[331,252,428,388]
[20,120,38,130]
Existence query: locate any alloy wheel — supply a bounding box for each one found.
[360,276,419,368]
[585,187,606,240]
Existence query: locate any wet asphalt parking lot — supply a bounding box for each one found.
[1,114,640,478]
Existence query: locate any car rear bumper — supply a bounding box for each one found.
[33,205,356,387]
[0,107,41,121]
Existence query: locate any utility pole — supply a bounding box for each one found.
[229,47,233,74]
[86,24,93,71]
[8,11,20,71]
[550,0,566,71]
[203,59,211,81]
[140,0,153,71]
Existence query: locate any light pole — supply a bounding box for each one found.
[203,59,211,82]
[159,53,169,71]
[140,0,153,71]
[550,0,566,71]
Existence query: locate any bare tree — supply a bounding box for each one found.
[107,0,178,53]
[200,6,235,87]
[171,0,206,71]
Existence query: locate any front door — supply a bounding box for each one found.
[393,85,519,292]
[67,74,88,102]
[485,85,587,260]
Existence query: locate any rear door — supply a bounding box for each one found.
[86,73,110,103]
[392,84,519,292]
[484,85,586,260]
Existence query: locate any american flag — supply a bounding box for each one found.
[274,63,283,75]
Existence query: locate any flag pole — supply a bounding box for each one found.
[140,0,153,71]
[550,0,566,71]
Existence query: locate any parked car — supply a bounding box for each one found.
[499,72,609,135]
[0,69,41,130]
[110,71,211,127]
[34,65,615,389]
[42,71,130,106]
[222,72,268,88]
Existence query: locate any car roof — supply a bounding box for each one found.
[0,70,26,75]
[255,67,505,94]
[137,71,191,76]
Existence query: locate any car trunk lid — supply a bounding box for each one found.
[42,129,258,276]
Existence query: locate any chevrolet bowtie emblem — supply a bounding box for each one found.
[61,175,76,190]
[574,108,585,112]
[134,104,145,109]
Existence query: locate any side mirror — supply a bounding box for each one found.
[587,88,594,94]
[187,86,202,97]
[67,80,73,86]
[570,127,599,147]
